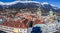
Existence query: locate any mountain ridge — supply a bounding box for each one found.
[0,1,60,13]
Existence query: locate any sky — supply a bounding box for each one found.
[0,0,60,8]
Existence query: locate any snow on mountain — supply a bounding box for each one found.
[0,1,40,5]
[0,1,60,13]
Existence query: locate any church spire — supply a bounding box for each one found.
[48,9,54,16]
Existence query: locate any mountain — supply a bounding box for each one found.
[0,1,60,13]
[40,2,60,13]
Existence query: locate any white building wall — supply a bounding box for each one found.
[0,25,28,33]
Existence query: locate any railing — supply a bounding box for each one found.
[0,25,27,33]
[0,25,14,33]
